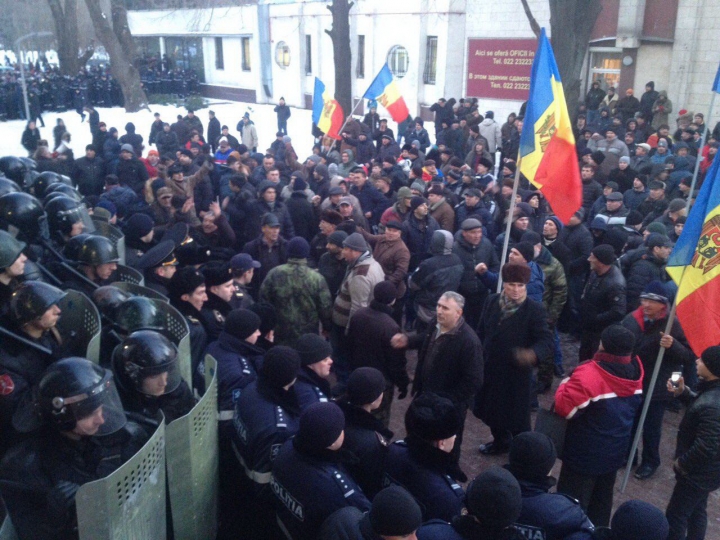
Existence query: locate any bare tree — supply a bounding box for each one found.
[325,0,353,117]
[521,0,603,114]
[84,0,148,112]
[47,0,94,75]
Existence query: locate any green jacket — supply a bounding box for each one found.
[536,246,567,325]
[260,258,333,346]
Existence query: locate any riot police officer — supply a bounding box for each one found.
[135,240,177,297]
[99,295,164,367]
[0,229,28,314]
[0,192,49,247]
[45,195,90,249]
[0,357,149,539]
[271,401,371,540]
[91,285,132,324]
[64,235,119,295]
[112,330,195,424]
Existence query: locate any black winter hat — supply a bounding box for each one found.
[169,267,205,299]
[592,244,617,265]
[370,486,423,536]
[295,333,333,366]
[600,325,636,356]
[287,237,311,259]
[410,196,427,212]
[320,209,343,226]
[249,302,277,335]
[224,309,261,341]
[590,151,606,165]
[508,432,557,481]
[405,392,462,441]
[202,261,233,287]
[327,230,348,247]
[296,401,345,451]
[521,231,542,245]
[513,241,536,263]
[701,346,720,378]
[466,467,523,530]
[373,281,397,304]
[123,213,154,240]
[347,367,386,406]
[261,345,300,388]
[293,177,308,192]
[175,243,212,266]
[611,500,669,540]
[625,210,644,226]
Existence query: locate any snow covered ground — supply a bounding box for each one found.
[1,99,326,161]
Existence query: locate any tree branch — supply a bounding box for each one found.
[520,0,541,38]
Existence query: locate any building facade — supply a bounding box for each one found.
[128,0,718,125]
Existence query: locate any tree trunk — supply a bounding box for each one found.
[47,0,93,75]
[84,0,148,112]
[325,0,354,118]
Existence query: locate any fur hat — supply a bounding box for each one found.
[501,262,531,284]
[405,393,462,441]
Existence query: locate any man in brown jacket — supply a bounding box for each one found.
[427,184,455,232]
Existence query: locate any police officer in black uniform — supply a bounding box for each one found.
[383,392,466,522]
[337,367,394,499]
[92,285,133,325]
[64,235,119,296]
[0,357,149,539]
[199,261,234,341]
[112,330,195,424]
[135,240,178,297]
[229,253,260,309]
[0,230,28,316]
[0,192,50,258]
[230,345,301,540]
[271,401,371,540]
[293,333,334,410]
[98,295,164,367]
[45,195,89,249]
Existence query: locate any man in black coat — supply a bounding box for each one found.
[474,262,553,455]
[392,291,483,461]
[72,144,106,196]
[579,245,626,362]
[116,144,149,195]
[207,110,221,152]
[665,346,720,540]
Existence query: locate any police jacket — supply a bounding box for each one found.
[417,518,526,540]
[117,379,195,424]
[198,291,232,342]
[171,300,208,392]
[674,380,720,491]
[0,422,148,540]
[512,477,595,540]
[272,439,371,540]
[233,379,300,491]
[337,401,393,498]
[294,367,331,411]
[580,266,626,334]
[206,331,264,416]
[383,436,465,522]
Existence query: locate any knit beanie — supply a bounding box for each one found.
[373,281,397,304]
[342,232,368,252]
[347,367,386,406]
[508,432,557,482]
[327,230,348,247]
[123,213,154,240]
[287,237,311,259]
[521,231,542,245]
[369,486,423,536]
[513,241,536,263]
[592,244,617,265]
[611,500,669,540]
[625,210,644,226]
[600,325,636,356]
[501,262,531,285]
[224,309,261,341]
[410,196,427,212]
[701,346,720,378]
[645,222,667,236]
[295,402,345,451]
[465,467,523,530]
[261,345,300,388]
[293,177,308,192]
[295,333,333,366]
[405,393,462,441]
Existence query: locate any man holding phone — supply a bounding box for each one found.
[665,346,720,540]
[621,280,695,480]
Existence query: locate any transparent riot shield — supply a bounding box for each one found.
[152,299,192,388]
[92,218,126,266]
[56,289,101,363]
[114,264,144,286]
[0,517,18,540]
[110,281,169,303]
[75,421,167,540]
[165,356,219,540]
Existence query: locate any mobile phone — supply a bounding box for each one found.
[671,372,682,388]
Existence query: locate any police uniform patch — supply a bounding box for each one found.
[0,374,15,396]
[187,316,200,324]
[213,310,225,323]
[375,432,389,447]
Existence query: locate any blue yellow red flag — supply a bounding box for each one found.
[519,28,582,224]
[363,64,410,123]
[312,77,344,140]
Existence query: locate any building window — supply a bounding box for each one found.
[214,37,224,70]
[387,45,409,78]
[587,50,621,94]
[165,36,205,82]
[305,35,312,75]
[356,35,365,79]
[241,37,251,71]
[423,36,437,85]
[275,41,290,68]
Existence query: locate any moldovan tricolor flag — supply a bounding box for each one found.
[666,64,720,355]
[519,29,582,224]
[312,77,344,140]
[363,64,410,123]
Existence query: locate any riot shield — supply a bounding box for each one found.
[0,517,18,540]
[165,356,219,540]
[110,281,169,303]
[75,421,166,540]
[114,264,144,286]
[56,289,101,363]
[152,299,192,388]
[91,218,125,265]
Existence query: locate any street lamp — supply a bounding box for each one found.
[15,32,53,122]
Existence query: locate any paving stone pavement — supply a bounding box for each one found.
[387,333,720,535]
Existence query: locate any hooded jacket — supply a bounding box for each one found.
[119,122,144,157]
[337,150,359,178]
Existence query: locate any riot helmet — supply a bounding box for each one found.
[92,285,133,321]
[0,176,21,197]
[0,156,27,184]
[45,196,93,239]
[30,171,63,199]
[112,330,182,397]
[43,183,83,204]
[11,280,67,327]
[62,233,92,262]
[112,297,165,335]
[0,192,48,243]
[36,357,126,435]
[77,235,120,266]
[0,229,27,271]
[18,157,36,172]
